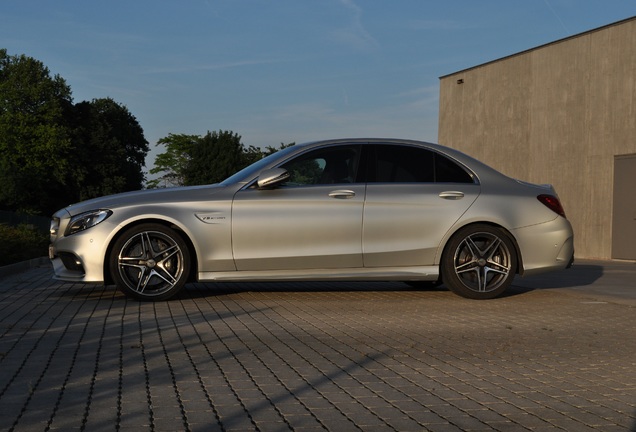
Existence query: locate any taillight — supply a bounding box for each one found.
[537,194,566,218]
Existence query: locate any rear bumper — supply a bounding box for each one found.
[513,216,574,276]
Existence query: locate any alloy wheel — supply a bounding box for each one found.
[117,230,185,297]
[452,231,513,293]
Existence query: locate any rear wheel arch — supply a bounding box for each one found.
[440,222,522,299]
[441,222,523,273]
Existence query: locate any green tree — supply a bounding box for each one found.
[183,130,245,185]
[0,50,149,214]
[69,98,149,201]
[0,49,73,215]
[147,130,295,188]
[146,133,198,188]
[244,142,295,165]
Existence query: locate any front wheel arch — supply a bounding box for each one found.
[104,219,197,288]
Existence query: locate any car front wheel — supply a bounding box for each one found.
[442,224,517,299]
[110,224,190,301]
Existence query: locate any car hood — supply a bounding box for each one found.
[57,184,228,217]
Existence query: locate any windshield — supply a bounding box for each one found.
[220,146,298,185]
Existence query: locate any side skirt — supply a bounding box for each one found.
[198,266,439,282]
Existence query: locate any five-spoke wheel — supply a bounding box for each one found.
[110,224,190,301]
[442,224,517,299]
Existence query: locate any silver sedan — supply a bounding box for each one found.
[49,139,574,300]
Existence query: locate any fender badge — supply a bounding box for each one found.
[195,213,227,224]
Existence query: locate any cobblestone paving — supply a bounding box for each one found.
[0,264,634,431]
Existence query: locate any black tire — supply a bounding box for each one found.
[441,224,517,299]
[110,223,190,301]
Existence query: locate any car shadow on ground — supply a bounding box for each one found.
[176,264,605,300]
[180,280,430,299]
[508,263,604,295]
[38,264,605,302]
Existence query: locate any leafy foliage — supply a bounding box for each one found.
[0,49,73,215]
[148,131,294,188]
[69,98,149,201]
[147,134,198,188]
[184,130,246,185]
[0,49,149,215]
[0,223,48,266]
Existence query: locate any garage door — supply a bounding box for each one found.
[612,154,636,260]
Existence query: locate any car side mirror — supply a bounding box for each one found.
[257,168,290,189]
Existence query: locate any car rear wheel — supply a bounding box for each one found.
[110,224,190,301]
[442,224,517,299]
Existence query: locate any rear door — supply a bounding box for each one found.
[362,144,480,267]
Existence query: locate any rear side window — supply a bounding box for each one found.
[367,145,473,184]
[435,152,474,183]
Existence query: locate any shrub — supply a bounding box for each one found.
[0,224,49,266]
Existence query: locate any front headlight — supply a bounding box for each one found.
[65,209,113,236]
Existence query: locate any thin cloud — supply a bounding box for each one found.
[141,59,281,75]
[272,102,336,120]
[406,19,466,31]
[396,85,438,99]
[330,0,379,50]
[543,0,569,33]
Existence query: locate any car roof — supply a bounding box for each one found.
[226,138,514,187]
[291,138,518,186]
[294,138,471,159]
[295,138,490,170]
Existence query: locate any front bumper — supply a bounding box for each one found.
[49,216,112,283]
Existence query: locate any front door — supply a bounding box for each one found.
[231,144,364,271]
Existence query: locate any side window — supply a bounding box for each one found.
[435,154,474,183]
[369,145,435,183]
[280,145,360,186]
[367,145,474,183]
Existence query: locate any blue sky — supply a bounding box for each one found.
[1,1,634,177]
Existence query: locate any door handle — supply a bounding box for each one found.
[329,190,356,199]
[439,191,464,200]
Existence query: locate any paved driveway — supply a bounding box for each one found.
[0,260,634,431]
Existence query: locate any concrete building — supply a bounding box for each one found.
[438,16,636,260]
